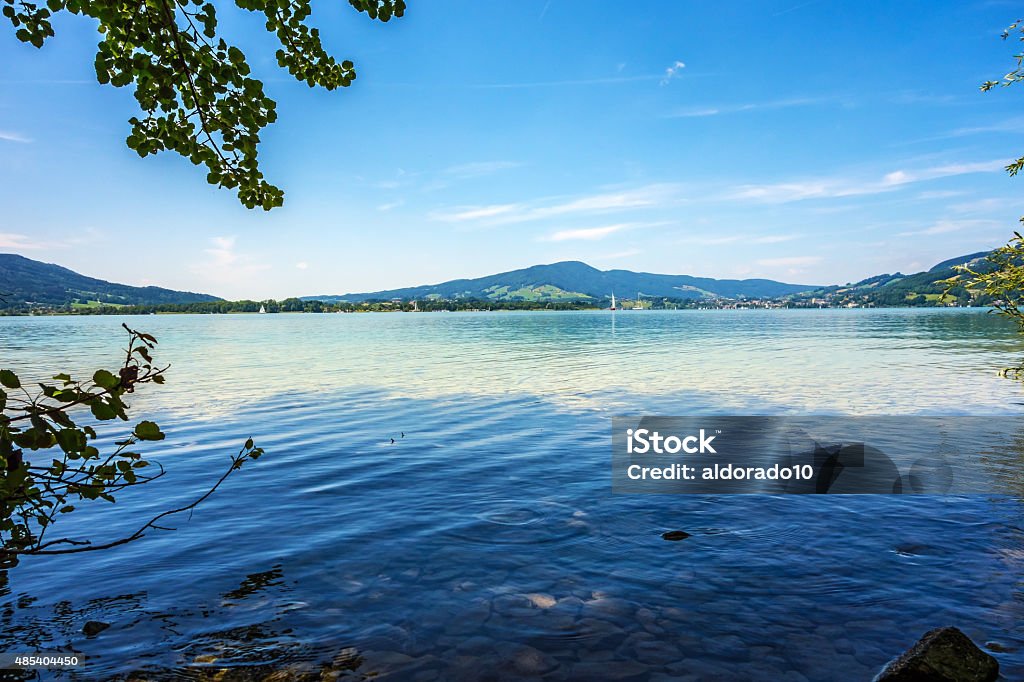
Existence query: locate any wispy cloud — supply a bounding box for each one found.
[591,247,643,260]
[377,199,405,211]
[772,0,821,16]
[677,234,742,245]
[472,75,662,89]
[948,198,1006,213]
[897,219,1001,237]
[676,233,798,245]
[755,234,798,244]
[757,256,822,267]
[916,190,967,200]
[445,161,523,178]
[296,261,309,270]
[729,159,1009,204]
[660,60,686,86]
[882,160,1009,185]
[0,130,32,144]
[669,96,833,118]
[432,184,682,225]
[540,223,636,242]
[192,236,270,284]
[205,236,241,266]
[436,204,524,222]
[0,232,46,249]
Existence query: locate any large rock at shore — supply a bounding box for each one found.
[876,627,999,682]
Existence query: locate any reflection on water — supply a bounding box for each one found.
[2,309,1023,416]
[0,310,1022,680]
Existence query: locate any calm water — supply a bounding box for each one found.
[2,309,1023,681]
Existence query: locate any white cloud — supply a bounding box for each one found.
[897,219,1001,237]
[669,96,829,118]
[729,159,1009,204]
[377,199,405,211]
[660,60,686,86]
[433,184,682,226]
[0,232,46,249]
[191,236,270,287]
[948,198,1006,213]
[540,223,634,242]
[0,130,31,143]
[296,261,309,270]
[473,75,662,89]
[433,204,523,222]
[884,160,1009,185]
[205,236,240,266]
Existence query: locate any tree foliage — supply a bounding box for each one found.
[945,235,1024,378]
[0,324,263,564]
[3,0,405,209]
[982,18,1024,178]
[946,19,1024,378]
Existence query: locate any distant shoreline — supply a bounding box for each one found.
[0,304,998,318]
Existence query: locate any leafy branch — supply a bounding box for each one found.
[942,234,1024,378]
[2,0,406,209]
[0,324,264,564]
[981,18,1024,177]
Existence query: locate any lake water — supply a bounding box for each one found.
[2,309,1023,681]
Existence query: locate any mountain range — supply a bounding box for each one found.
[303,261,820,303]
[0,254,221,308]
[0,250,997,310]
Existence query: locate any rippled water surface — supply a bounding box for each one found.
[2,309,1023,681]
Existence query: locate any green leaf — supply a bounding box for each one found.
[90,401,117,421]
[92,369,120,390]
[134,420,165,441]
[56,428,87,453]
[0,369,20,389]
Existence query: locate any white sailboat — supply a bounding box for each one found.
[258,304,267,314]
[632,291,644,310]
[610,293,616,311]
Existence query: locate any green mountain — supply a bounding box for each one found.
[792,251,996,307]
[927,251,991,273]
[0,254,221,309]
[304,261,819,303]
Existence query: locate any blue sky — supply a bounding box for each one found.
[2,0,1023,299]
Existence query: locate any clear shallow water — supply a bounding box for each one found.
[1,309,1023,681]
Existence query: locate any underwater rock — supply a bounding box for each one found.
[876,626,999,682]
[82,620,110,636]
[507,644,558,676]
[661,530,691,541]
[524,592,557,609]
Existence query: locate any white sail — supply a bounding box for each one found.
[610,293,616,310]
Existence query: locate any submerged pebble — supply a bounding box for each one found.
[662,530,691,541]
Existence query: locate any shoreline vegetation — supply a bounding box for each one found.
[0,288,995,317]
[0,294,997,316]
